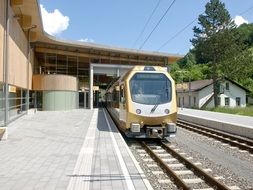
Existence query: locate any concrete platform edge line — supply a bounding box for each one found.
[67,109,98,190]
[103,109,136,190]
[103,109,153,190]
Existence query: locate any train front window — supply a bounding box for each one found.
[130,73,172,105]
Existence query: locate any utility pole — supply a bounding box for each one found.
[188,76,191,108]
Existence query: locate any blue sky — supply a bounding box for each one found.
[39,0,253,55]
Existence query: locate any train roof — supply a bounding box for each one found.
[131,66,168,72]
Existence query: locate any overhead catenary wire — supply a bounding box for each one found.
[157,4,253,51]
[157,17,198,51]
[240,5,253,15]
[132,0,162,48]
[139,0,177,50]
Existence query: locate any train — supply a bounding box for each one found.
[105,66,177,139]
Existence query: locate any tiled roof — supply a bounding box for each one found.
[176,79,213,92]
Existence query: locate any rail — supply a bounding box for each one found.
[177,119,253,154]
[141,140,231,190]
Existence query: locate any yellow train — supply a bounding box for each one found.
[105,66,177,139]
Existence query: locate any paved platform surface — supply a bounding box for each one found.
[178,108,253,138]
[0,109,151,190]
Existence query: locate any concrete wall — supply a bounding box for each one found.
[178,113,253,139]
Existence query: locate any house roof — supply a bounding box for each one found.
[176,78,251,93]
[176,79,213,92]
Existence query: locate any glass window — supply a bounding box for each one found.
[236,97,240,106]
[130,73,171,105]
[120,85,125,103]
[0,83,4,126]
[225,82,229,90]
[8,86,27,121]
[225,97,230,106]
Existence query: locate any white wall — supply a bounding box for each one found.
[219,81,246,107]
[177,91,198,108]
[177,80,247,108]
[198,85,214,108]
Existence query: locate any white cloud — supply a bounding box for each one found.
[233,15,248,27]
[40,4,69,36]
[78,38,94,43]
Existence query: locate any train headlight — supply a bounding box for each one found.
[167,123,177,133]
[131,123,140,133]
[164,109,170,114]
[136,109,141,114]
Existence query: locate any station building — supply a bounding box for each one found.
[0,0,183,127]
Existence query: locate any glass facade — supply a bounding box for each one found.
[8,86,28,121]
[0,83,32,126]
[34,53,89,90]
[0,83,4,126]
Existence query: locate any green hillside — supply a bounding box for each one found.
[171,23,253,97]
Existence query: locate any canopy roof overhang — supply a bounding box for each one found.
[10,0,184,65]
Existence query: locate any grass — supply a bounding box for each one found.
[205,106,253,117]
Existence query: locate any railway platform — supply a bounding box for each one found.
[178,108,253,139]
[0,109,152,190]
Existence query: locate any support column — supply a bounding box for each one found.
[3,0,9,126]
[26,29,30,113]
[26,25,36,113]
[117,68,120,77]
[89,64,93,109]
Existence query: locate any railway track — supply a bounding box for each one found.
[133,140,240,190]
[177,119,253,154]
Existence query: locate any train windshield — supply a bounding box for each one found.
[130,73,172,105]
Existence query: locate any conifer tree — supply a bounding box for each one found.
[191,0,236,107]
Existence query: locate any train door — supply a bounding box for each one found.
[119,84,126,122]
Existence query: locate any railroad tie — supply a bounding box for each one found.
[174,170,193,175]
[158,179,172,184]
[183,178,204,184]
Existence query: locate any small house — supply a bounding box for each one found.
[176,78,249,109]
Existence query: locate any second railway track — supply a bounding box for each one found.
[131,140,240,190]
[177,119,253,154]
